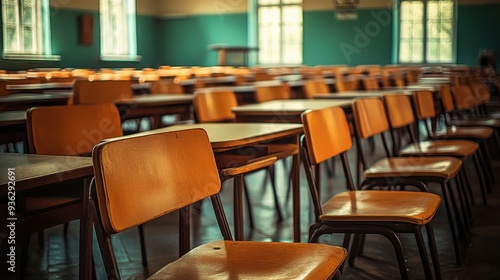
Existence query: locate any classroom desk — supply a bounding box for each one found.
[6,82,74,94]
[115,94,193,129]
[0,110,27,146]
[314,89,411,100]
[232,99,352,123]
[192,78,337,104]
[0,153,94,280]
[0,93,71,112]
[150,123,303,242]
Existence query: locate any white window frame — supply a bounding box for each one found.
[395,0,457,64]
[2,0,58,60]
[99,0,140,61]
[253,0,303,66]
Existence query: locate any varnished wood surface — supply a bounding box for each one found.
[115,94,193,107]
[232,99,352,116]
[0,153,93,194]
[0,110,26,126]
[138,123,303,152]
[0,93,71,112]
[314,90,411,99]
[6,82,74,91]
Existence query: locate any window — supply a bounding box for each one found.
[2,0,56,59]
[99,0,139,61]
[397,0,455,64]
[256,0,302,65]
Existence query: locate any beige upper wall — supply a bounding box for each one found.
[49,0,159,15]
[50,0,500,16]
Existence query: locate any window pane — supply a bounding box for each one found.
[100,0,136,56]
[257,1,303,65]
[399,0,454,63]
[259,0,279,5]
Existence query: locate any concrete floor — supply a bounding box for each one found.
[9,137,500,279]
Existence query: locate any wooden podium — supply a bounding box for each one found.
[209,45,259,66]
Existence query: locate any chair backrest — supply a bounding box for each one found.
[92,129,222,234]
[335,78,359,92]
[301,107,352,165]
[352,97,390,139]
[149,80,184,94]
[383,94,416,129]
[255,83,291,103]
[73,79,133,104]
[27,104,123,155]
[362,76,380,90]
[302,80,330,99]
[392,75,406,87]
[413,90,436,120]
[193,90,237,123]
[453,85,478,111]
[440,85,455,113]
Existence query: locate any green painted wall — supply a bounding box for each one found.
[157,13,248,66]
[0,8,159,71]
[456,4,500,68]
[303,8,393,66]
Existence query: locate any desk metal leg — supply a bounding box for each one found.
[80,178,93,280]
[292,135,301,242]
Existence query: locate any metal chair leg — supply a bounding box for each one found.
[440,182,463,265]
[425,223,443,280]
[414,227,434,280]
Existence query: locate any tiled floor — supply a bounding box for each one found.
[9,139,500,279]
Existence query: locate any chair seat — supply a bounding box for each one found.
[364,156,463,179]
[321,190,441,225]
[452,118,500,128]
[148,240,347,280]
[399,140,478,157]
[432,126,493,140]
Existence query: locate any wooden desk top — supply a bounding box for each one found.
[232,99,352,116]
[0,93,71,103]
[115,94,193,107]
[134,123,303,151]
[0,110,27,126]
[6,82,74,91]
[314,90,411,99]
[0,153,93,194]
[0,93,71,112]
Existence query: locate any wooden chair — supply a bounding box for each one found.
[361,76,380,90]
[303,79,330,99]
[193,90,299,238]
[351,97,467,265]
[301,106,442,280]
[412,89,495,203]
[335,78,359,92]
[449,85,500,151]
[149,80,184,94]
[26,104,149,267]
[90,129,348,279]
[73,79,133,105]
[255,82,291,103]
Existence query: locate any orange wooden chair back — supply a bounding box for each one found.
[73,79,133,104]
[255,83,291,103]
[92,129,221,234]
[301,107,352,165]
[352,97,390,139]
[335,78,359,92]
[362,76,380,90]
[27,104,123,155]
[383,94,416,129]
[149,80,184,94]
[193,90,237,123]
[303,80,330,99]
